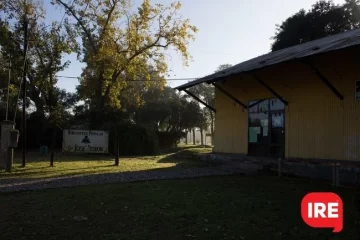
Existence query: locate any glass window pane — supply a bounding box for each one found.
[249,113,268,126]
[248,99,269,113]
[271,112,284,128]
[249,112,269,144]
[248,100,258,113]
[270,98,285,110]
[258,100,269,113]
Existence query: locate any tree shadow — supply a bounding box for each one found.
[12,151,114,163]
[0,164,231,194]
[160,145,212,154]
[157,148,218,169]
[0,146,219,191]
[1,164,116,179]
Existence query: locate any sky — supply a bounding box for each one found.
[45,0,344,92]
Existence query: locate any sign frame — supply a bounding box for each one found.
[62,129,109,154]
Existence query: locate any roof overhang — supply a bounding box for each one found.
[175,28,360,91]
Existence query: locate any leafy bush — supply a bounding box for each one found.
[156,131,186,149]
[110,123,159,156]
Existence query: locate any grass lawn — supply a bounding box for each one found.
[0,145,213,181]
[0,175,358,240]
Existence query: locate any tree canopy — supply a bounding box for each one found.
[0,0,77,121]
[0,0,205,164]
[53,0,198,127]
[271,0,360,51]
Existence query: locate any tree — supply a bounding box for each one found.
[1,0,78,167]
[197,108,208,145]
[215,64,232,73]
[1,1,77,116]
[133,86,204,147]
[54,0,198,127]
[271,0,360,51]
[189,64,232,140]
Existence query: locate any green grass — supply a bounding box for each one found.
[0,146,213,181]
[0,175,358,240]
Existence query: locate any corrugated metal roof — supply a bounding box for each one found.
[176,28,360,90]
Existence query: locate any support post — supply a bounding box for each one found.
[50,126,56,167]
[253,74,288,105]
[212,83,247,109]
[115,124,119,166]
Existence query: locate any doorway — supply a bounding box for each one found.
[248,98,285,158]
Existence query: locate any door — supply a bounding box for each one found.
[248,98,285,158]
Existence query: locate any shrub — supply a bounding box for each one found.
[110,123,159,156]
[156,131,186,149]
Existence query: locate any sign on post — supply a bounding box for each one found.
[62,129,109,153]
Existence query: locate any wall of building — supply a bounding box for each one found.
[213,47,360,161]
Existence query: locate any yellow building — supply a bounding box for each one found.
[176,29,360,162]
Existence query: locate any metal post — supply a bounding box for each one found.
[6,51,11,121]
[50,127,56,167]
[332,164,336,186]
[335,164,340,186]
[115,124,119,166]
[21,13,28,167]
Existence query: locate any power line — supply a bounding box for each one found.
[198,50,237,56]
[55,75,199,81]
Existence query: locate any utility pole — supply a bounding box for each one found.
[21,3,28,168]
[6,51,11,121]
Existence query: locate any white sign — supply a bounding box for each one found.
[62,129,109,153]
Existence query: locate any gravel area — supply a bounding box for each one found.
[0,167,235,193]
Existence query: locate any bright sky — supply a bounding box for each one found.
[46,0,344,92]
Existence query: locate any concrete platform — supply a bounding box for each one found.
[199,153,360,187]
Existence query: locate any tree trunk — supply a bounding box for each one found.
[50,126,56,167]
[200,127,204,146]
[90,93,106,129]
[185,131,188,144]
[193,128,196,145]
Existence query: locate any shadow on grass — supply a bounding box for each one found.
[0,146,215,185]
[1,164,116,179]
[160,144,212,154]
